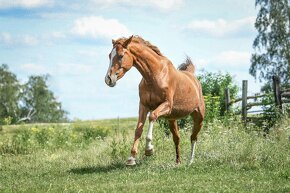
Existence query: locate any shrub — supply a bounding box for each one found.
[0,125,109,155]
[197,70,239,116]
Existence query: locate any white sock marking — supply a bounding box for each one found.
[189,140,197,163]
[146,121,154,150]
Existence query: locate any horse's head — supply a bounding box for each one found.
[105,35,134,87]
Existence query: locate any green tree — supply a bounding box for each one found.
[197,71,239,116]
[0,64,21,124]
[21,75,67,123]
[250,0,290,86]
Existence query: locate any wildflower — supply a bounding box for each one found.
[31,127,40,133]
[48,127,54,134]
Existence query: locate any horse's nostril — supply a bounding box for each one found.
[105,75,112,85]
[107,75,111,82]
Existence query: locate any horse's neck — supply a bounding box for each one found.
[130,43,165,83]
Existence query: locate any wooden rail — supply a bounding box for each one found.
[225,76,290,121]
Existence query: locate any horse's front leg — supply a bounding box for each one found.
[126,103,149,166]
[145,100,173,156]
[149,100,173,122]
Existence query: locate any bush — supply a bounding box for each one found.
[198,70,238,115]
[0,125,109,155]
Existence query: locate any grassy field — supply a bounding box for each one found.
[0,117,289,192]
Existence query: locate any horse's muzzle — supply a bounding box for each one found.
[105,74,116,87]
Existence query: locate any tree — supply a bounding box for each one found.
[250,0,290,86]
[0,64,21,124]
[21,75,67,123]
[197,70,239,116]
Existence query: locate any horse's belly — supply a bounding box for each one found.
[160,98,197,119]
[166,86,200,119]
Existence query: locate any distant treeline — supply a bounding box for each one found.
[0,64,67,125]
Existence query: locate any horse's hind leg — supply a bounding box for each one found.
[189,109,204,164]
[169,120,181,164]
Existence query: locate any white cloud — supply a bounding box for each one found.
[20,63,49,74]
[77,50,99,58]
[55,63,95,75]
[39,12,69,19]
[148,0,183,10]
[49,31,66,39]
[0,0,54,9]
[0,32,13,44]
[184,17,255,38]
[216,51,251,67]
[196,50,251,71]
[195,50,262,94]
[90,0,183,11]
[0,32,39,46]
[71,16,131,40]
[0,0,183,11]
[22,35,39,46]
[20,62,95,76]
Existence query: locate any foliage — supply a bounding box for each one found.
[2,116,13,125]
[0,64,21,124]
[0,118,289,192]
[21,75,68,123]
[197,70,239,115]
[0,64,68,124]
[203,95,221,122]
[0,124,109,155]
[260,92,289,130]
[250,0,290,86]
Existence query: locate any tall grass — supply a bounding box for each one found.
[0,124,109,155]
[0,117,289,192]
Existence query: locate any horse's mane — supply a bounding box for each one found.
[115,36,163,56]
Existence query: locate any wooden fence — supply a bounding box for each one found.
[225,76,290,121]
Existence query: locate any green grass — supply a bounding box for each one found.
[0,117,289,192]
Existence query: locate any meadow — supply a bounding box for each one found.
[0,117,289,193]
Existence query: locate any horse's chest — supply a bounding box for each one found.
[140,89,164,110]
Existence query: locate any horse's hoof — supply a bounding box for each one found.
[126,157,136,166]
[145,148,154,156]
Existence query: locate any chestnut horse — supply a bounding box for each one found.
[105,35,205,165]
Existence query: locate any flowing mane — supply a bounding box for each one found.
[115,36,163,56]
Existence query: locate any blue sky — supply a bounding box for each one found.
[0,0,262,120]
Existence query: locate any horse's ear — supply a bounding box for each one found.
[123,35,133,48]
[112,39,116,45]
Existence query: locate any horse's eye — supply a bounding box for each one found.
[118,54,124,60]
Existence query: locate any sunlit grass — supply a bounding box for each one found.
[0,117,289,192]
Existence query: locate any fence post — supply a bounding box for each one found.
[272,76,282,109]
[224,88,230,112]
[242,80,248,122]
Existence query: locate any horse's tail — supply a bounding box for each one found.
[177,56,195,74]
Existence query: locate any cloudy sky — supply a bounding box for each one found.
[0,0,262,120]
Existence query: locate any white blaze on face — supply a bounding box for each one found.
[108,47,117,75]
[105,47,117,86]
